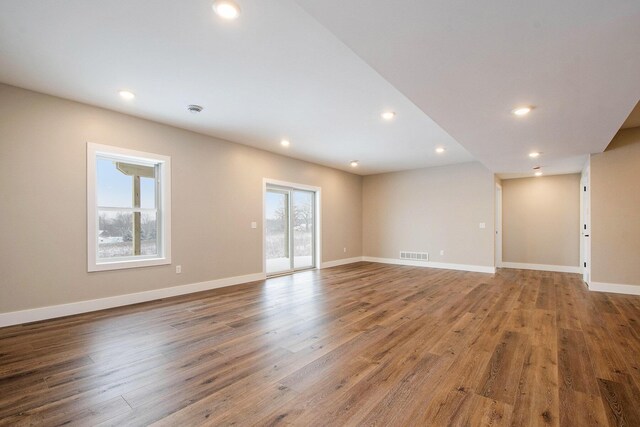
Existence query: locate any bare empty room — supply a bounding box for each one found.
[1,1,640,426]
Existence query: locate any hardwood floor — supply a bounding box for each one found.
[1,262,640,426]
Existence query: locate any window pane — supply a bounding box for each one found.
[97,210,158,259]
[140,212,158,256]
[97,158,133,208]
[293,190,314,269]
[97,210,133,258]
[265,190,290,274]
[140,176,156,209]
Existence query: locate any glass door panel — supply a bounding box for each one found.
[265,190,291,275]
[293,190,314,270]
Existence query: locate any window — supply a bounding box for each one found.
[87,143,171,271]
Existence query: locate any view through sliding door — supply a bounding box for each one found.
[265,185,316,275]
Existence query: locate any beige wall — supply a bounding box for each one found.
[362,162,495,267]
[0,84,362,313]
[591,127,640,286]
[501,174,580,267]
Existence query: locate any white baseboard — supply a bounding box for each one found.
[0,272,266,328]
[589,281,640,296]
[362,256,496,274]
[321,257,364,269]
[500,262,581,274]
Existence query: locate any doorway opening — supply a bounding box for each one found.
[264,180,320,276]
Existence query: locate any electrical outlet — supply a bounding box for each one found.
[176,265,182,274]
[440,250,445,256]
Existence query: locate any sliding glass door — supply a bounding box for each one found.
[265,185,316,275]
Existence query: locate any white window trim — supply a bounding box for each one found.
[87,142,172,272]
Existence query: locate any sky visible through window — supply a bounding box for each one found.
[97,158,156,208]
[265,191,285,219]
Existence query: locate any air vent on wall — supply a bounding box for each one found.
[400,251,429,261]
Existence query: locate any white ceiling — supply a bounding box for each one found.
[296,0,640,178]
[0,0,473,176]
[1,1,638,177]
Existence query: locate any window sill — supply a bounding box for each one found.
[88,257,171,272]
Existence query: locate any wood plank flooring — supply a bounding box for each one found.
[1,262,640,426]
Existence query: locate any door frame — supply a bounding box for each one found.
[580,161,591,284]
[495,183,503,268]
[263,178,322,276]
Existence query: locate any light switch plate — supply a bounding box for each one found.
[251,221,257,229]
[479,222,486,229]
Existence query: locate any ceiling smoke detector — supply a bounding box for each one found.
[187,104,204,114]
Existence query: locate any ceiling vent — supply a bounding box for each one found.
[400,251,429,261]
[187,104,204,114]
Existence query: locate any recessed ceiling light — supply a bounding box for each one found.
[350,160,359,167]
[381,111,396,121]
[118,90,135,100]
[535,171,543,176]
[213,0,241,20]
[280,139,290,147]
[512,106,533,116]
[529,152,540,158]
[435,147,446,154]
